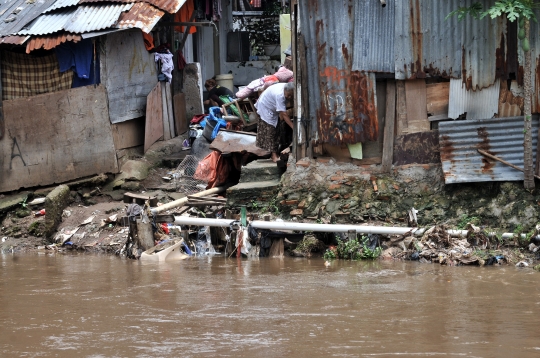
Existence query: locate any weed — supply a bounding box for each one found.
[456,214,479,230]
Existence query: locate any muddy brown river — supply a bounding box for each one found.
[0,254,539,357]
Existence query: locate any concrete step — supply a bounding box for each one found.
[226,179,281,208]
[240,159,283,183]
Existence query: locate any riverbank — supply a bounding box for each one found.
[1,138,539,268]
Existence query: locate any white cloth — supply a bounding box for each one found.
[154,52,174,82]
[254,83,287,127]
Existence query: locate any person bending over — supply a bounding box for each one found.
[203,78,234,108]
[255,82,294,162]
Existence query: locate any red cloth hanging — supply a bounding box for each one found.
[174,0,197,34]
[142,32,154,51]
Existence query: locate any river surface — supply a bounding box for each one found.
[0,253,539,357]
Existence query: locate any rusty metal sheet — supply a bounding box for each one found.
[393,130,440,166]
[78,0,186,14]
[209,130,270,157]
[25,33,82,53]
[438,116,539,184]
[0,35,28,45]
[395,0,504,91]
[116,2,164,33]
[448,78,500,120]
[300,1,380,145]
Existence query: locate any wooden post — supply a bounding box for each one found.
[136,219,155,250]
[381,80,396,172]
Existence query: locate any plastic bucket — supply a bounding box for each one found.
[203,118,217,142]
[215,74,234,93]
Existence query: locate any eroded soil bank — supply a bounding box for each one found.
[1,146,540,268]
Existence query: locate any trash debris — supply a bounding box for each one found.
[27,198,46,206]
[516,261,529,267]
[55,227,80,244]
[62,210,72,218]
[34,209,46,217]
[81,215,95,225]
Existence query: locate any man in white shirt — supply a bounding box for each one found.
[255,82,294,162]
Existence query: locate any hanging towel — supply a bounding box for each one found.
[251,0,262,8]
[174,0,197,33]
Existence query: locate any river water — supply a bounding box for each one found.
[0,253,539,357]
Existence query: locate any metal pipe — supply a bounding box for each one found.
[173,216,538,240]
[151,186,228,214]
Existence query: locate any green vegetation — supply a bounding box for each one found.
[456,214,480,230]
[324,235,382,261]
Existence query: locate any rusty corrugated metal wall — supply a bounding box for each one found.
[439,116,539,184]
[395,0,505,90]
[299,0,390,145]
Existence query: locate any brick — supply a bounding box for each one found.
[290,209,303,216]
[332,194,340,199]
[342,204,350,209]
[393,184,400,190]
[296,160,310,167]
[298,200,307,209]
[284,200,299,206]
[316,158,332,163]
[328,184,342,190]
[330,175,344,181]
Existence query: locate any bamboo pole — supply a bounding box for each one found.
[477,149,540,180]
[151,186,228,214]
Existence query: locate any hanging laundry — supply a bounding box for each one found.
[174,0,197,33]
[155,51,174,82]
[176,49,186,70]
[251,0,262,8]
[142,32,155,51]
[55,39,93,79]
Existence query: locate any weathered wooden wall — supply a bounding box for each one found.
[0,85,118,192]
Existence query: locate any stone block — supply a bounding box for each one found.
[0,191,30,212]
[183,63,204,122]
[44,185,71,239]
[240,159,283,183]
[290,209,303,216]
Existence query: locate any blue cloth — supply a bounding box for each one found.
[72,52,100,88]
[55,39,93,79]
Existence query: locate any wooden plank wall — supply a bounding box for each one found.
[144,82,164,153]
[0,85,118,193]
[173,93,188,135]
[111,117,145,150]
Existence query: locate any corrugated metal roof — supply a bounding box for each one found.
[0,0,57,36]
[0,35,28,45]
[395,0,504,90]
[448,79,500,120]
[298,0,381,145]
[439,116,539,184]
[116,2,163,34]
[18,8,73,36]
[18,4,133,35]
[79,0,186,14]
[65,4,134,33]
[44,0,80,13]
[25,33,81,52]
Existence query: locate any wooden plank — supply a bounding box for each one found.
[161,82,172,141]
[396,80,407,136]
[393,130,440,166]
[323,144,351,163]
[382,80,396,172]
[173,93,188,135]
[405,79,430,133]
[165,82,175,138]
[426,82,450,117]
[0,85,118,193]
[352,157,382,166]
[111,117,145,150]
[144,82,164,153]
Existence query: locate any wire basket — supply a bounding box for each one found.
[173,155,207,194]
